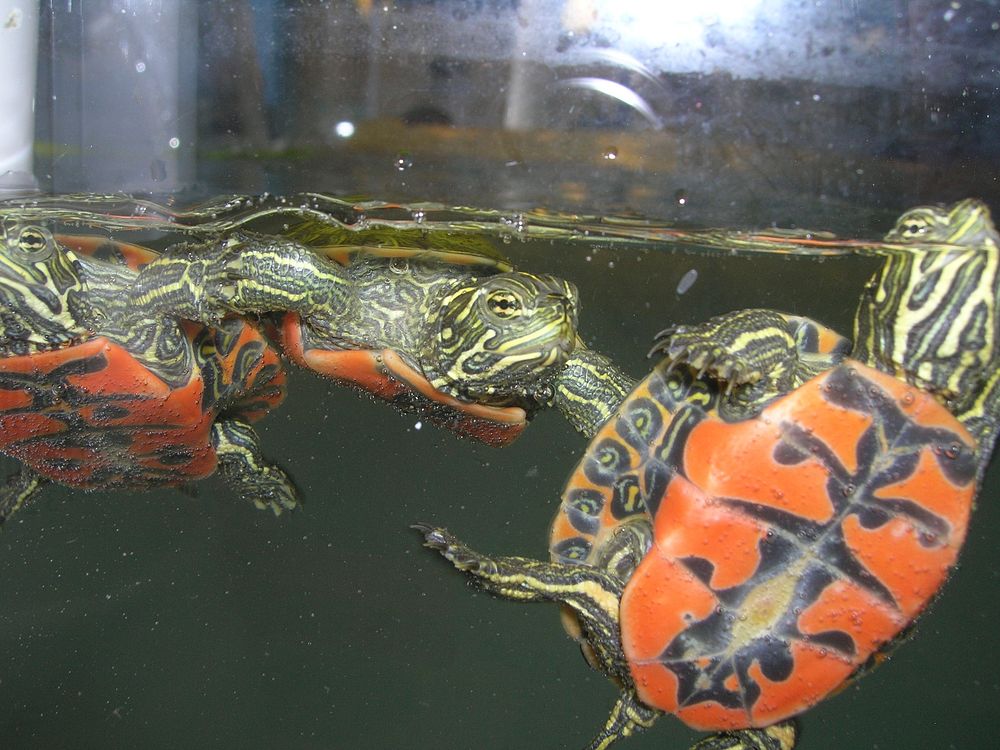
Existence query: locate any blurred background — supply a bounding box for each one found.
[16,0,999,229]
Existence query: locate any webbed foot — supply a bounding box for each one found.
[651,312,775,393]
[212,419,299,514]
[650,309,845,399]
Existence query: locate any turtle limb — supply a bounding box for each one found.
[652,310,849,398]
[584,692,660,750]
[0,467,47,526]
[690,721,799,750]
[211,419,299,514]
[415,524,659,749]
[554,343,637,438]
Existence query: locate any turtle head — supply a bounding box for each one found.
[857,199,1000,420]
[0,223,87,355]
[425,271,578,406]
[885,198,997,247]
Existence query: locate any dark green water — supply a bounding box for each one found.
[1,227,997,750]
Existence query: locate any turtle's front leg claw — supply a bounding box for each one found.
[651,320,762,392]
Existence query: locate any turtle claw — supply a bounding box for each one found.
[651,325,761,391]
[413,524,496,575]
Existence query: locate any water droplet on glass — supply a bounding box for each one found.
[149,159,166,182]
[393,153,413,171]
[602,147,618,160]
[674,189,688,206]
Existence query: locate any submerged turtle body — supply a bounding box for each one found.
[418,199,1000,750]
[135,230,585,447]
[0,226,297,523]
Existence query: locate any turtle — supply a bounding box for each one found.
[146,227,628,446]
[0,221,612,523]
[0,223,297,523]
[0,196,635,445]
[416,198,1000,750]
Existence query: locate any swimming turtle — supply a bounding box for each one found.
[148,226,625,446]
[417,199,999,749]
[0,224,297,523]
[0,221,614,523]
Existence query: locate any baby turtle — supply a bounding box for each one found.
[417,199,999,749]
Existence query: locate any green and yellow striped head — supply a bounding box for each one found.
[854,199,999,424]
[425,271,578,405]
[0,223,86,355]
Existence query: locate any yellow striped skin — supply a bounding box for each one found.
[0,225,87,355]
[163,234,585,413]
[855,199,1000,474]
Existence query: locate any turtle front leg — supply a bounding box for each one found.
[0,466,47,526]
[211,419,299,514]
[652,310,849,397]
[415,523,660,749]
[691,722,799,750]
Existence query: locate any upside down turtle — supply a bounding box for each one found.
[417,199,999,749]
[165,229,598,447]
[0,223,297,522]
[0,219,626,523]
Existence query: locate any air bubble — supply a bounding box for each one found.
[674,189,688,206]
[676,268,698,295]
[602,147,618,160]
[393,153,413,171]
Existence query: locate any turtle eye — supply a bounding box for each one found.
[486,290,522,319]
[15,226,55,259]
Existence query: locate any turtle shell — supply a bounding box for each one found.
[551,359,976,731]
[0,318,285,489]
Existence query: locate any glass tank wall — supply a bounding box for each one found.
[2,2,999,750]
